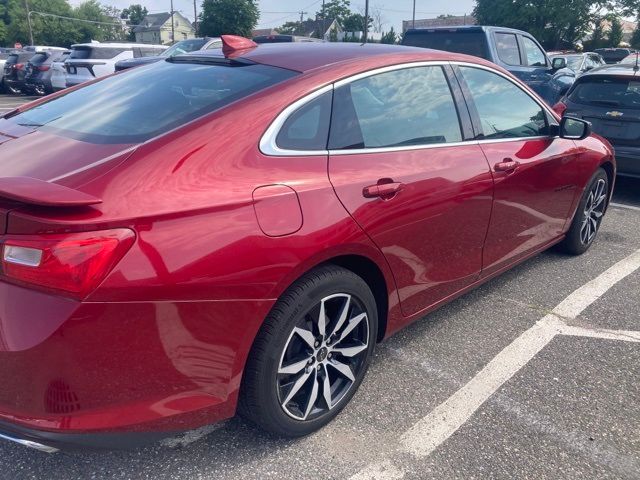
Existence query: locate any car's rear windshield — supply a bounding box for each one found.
[7,59,298,144]
[6,54,19,64]
[29,52,48,65]
[69,46,128,60]
[569,76,640,109]
[402,30,489,60]
[254,35,294,43]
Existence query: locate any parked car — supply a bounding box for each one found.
[2,51,35,94]
[23,49,68,95]
[49,50,71,92]
[620,52,640,65]
[553,63,640,177]
[402,26,569,105]
[0,37,614,452]
[253,34,324,43]
[0,52,11,93]
[549,52,605,74]
[65,42,167,88]
[114,37,222,71]
[594,47,632,64]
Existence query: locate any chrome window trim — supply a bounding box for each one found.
[259,60,559,157]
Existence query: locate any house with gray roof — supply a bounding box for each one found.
[133,12,195,45]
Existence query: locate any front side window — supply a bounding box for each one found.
[8,61,298,144]
[276,91,332,151]
[329,66,462,150]
[460,67,549,139]
[522,36,547,67]
[495,33,521,66]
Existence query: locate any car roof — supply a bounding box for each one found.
[184,42,493,74]
[70,42,167,48]
[580,63,640,78]
[404,25,532,36]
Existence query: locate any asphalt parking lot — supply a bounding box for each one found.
[0,93,639,479]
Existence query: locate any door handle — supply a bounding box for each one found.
[363,181,403,199]
[494,159,520,173]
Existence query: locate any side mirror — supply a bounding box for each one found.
[552,57,567,70]
[560,116,591,140]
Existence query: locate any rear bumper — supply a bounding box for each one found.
[612,146,640,177]
[0,281,272,449]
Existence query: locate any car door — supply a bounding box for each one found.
[327,64,494,317]
[454,65,580,276]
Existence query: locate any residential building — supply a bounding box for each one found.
[133,12,195,45]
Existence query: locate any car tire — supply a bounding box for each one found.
[558,168,609,255]
[239,264,378,437]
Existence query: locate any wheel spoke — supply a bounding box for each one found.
[328,359,355,382]
[336,313,367,345]
[282,370,312,407]
[331,343,368,358]
[580,218,589,243]
[302,370,319,419]
[322,365,333,409]
[592,210,603,218]
[594,193,607,209]
[329,295,351,339]
[279,357,311,375]
[293,327,316,349]
[318,300,327,338]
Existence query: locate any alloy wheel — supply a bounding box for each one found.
[580,178,607,245]
[276,293,370,421]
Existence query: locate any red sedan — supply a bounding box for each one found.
[0,36,614,451]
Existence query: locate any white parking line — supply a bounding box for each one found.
[610,202,640,212]
[351,248,640,477]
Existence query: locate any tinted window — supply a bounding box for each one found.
[162,39,207,57]
[460,67,549,139]
[276,91,332,151]
[495,33,521,66]
[8,61,297,144]
[70,47,128,60]
[522,37,547,67]
[329,66,462,149]
[29,53,48,65]
[6,54,19,65]
[558,55,583,71]
[569,77,640,109]
[401,30,489,60]
[254,35,294,43]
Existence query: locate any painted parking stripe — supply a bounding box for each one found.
[610,202,640,212]
[350,248,640,477]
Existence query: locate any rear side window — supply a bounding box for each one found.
[329,66,462,149]
[522,37,547,67]
[569,77,640,109]
[29,53,48,65]
[70,47,128,60]
[9,61,298,144]
[495,33,521,66]
[276,91,332,151]
[401,30,490,60]
[459,67,549,139]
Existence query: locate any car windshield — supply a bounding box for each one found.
[8,59,297,144]
[161,39,208,57]
[569,77,640,109]
[402,30,490,60]
[621,53,640,64]
[554,55,582,70]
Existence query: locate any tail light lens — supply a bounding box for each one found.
[36,65,50,72]
[552,101,567,117]
[14,63,24,70]
[1,229,135,299]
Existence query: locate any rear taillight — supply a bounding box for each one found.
[36,65,50,72]
[14,63,24,70]
[552,101,567,116]
[1,229,135,299]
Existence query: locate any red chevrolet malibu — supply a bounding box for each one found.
[0,36,614,451]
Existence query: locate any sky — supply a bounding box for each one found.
[68,0,477,32]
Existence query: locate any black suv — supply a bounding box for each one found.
[23,49,68,95]
[3,52,35,94]
[555,63,640,177]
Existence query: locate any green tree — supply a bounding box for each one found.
[380,27,397,44]
[73,0,122,42]
[607,15,624,47]
[316,0,351,24]
[121,4,148,41]
[590,16,605,50]
[342,13,372,32]
[473,0,638,50]
[277,20,304,35]
[4,0,81,46]
[631,16,640,49]
[199,0,259,38]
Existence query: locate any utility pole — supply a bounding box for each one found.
[322,0,325,35]
[193,0,198,35]
[25,0,34,45]
[170,0,175,43]
[412,0,416,29]
[363,0,369,42]
[299,11,307,23]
